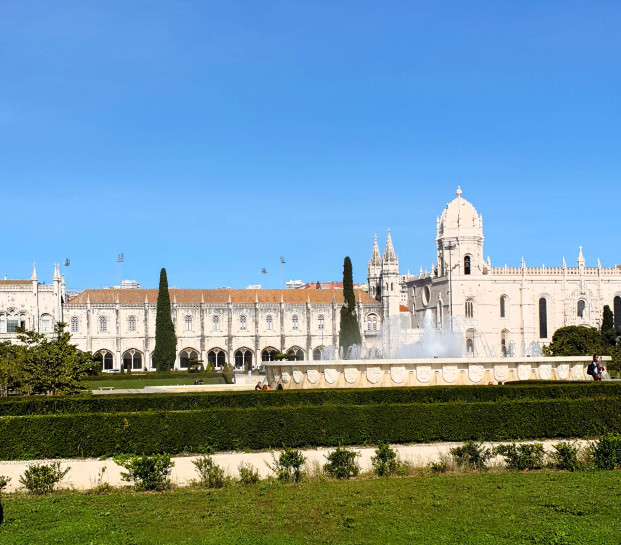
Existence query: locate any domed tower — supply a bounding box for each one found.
[436,187,484,278]
[381,229,400,318]
[367,234,382,301]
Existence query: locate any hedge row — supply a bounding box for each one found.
[85,371,225,382]
[1,382,619,417]
[1,397,620,459]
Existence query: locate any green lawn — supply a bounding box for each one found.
[84,376,225,390]
[1,471,620,544]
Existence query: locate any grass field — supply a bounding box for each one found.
[83,377,225,390]
[1,471,620,544]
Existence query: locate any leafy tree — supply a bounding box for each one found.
[17,323,94,395]
[339,257,361,357]
[601,305,616,348]
[0,341,25,396]
[315,281,321,289]
[152,268,177,372]
[545,325,602,357]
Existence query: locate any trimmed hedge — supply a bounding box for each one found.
[1,396,620,459]
[1,382,620,417]
[85,371,225,382]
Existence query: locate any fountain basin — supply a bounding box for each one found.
[266,356,605,389]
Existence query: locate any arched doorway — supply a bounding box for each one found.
[261,347,278,362]
[123,349,143,371]
[179,348,199,369]
[287,346,304,361]
[95,350,114,371]
[234,348,253,370]
[207,348,226,369]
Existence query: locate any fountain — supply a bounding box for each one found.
[266,310,598,389]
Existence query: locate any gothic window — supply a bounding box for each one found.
[0,314,5,333]
[318,314,325,330]
[391,283,394,291]
[41,314,52,333]
[240,315,247,331]
[123,349,143,371]
[266,315,273,331]
[287,346,304,361]
[261,347,277,362]
[70,316,79,333]
[615,296,621,331]
[313,347,323,361]
[500,296,508,318]
[234,348,252,368]
[213,315,220,331]
[179,348,199,369]
[577,300,586,319]
[539,298,548,339]
[436,302,443,329]
[466,329,475,355]
[128,315,136,332]
[292,315,299,330]
[185,315,192,331]
[99,316,107,333]
[501,330,509,356]
[207,348,226,368]
[464,255,471,275]
[465,299,474,318]
[367,314,378,331]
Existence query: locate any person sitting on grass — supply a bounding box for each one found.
[255,381,263,391]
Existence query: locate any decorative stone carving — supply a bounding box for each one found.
[292,370,303,384]
[517,364,531,381]
[442,365,459,383]
[390,366,407,384]
[416,365,432,383]
[538,364,551,380]
[281,371,290,384]
[324,368,338,384]
[556,364,569,380]
[494,364,509,382]
[570,364,584,380]
[307,369,319,384]
[366,367,382,384]
[344,368,360,384]
[468,364,484,384]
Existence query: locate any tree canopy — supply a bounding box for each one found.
[545,325,602,357]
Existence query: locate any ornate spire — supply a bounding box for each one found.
[369,234,381,267]
[562,256,567,268]
[577,246,585,268]
[456,185,462,198]
[383,229,397,263]
[31,262,38,281]
[53,263,60,281]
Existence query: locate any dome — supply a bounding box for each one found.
[437,186,482,238]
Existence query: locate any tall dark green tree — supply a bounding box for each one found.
[339,256,362,357]
[601,305,616,348]
[152,268,177,372]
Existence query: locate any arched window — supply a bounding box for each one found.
[207,348,226,368]
[436,302,443,329]
[261,347,277,362]
[185,315,193,331]
[96,350,114,370]
[367,314,378,331]
[179,348,199,369]
[464,255,471,275]
[123,349,143,371]
[70,316,79,333]
[292,315,299,330]
[577,300,586,318]
[287,347,304,361]
[240,315,247,331]
[266,315,273,331]
[615,296,621,331]
[466,329,475,355]
[234,348,252,369]
[391,282,393,291]
[128,315,136,332]
[465,299,474,318]
[41,314,52,333]
[501,330,509,356]
[539,298,548,339]
[213,315,220,331]
[313,347,323,361]
[500,296,508,318]
[0,314,6,334]
[4,310,18,333]
[99,316,107,333]
[318,315,325,330]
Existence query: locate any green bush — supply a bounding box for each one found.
[19,461,70,494]
[193,455,225,488]
[271,447,306,483]
[114,454,174,491]
[593,433,621,470]
[238,463,259,485]
[494,443,545,471]
[550,442,582,471]
[372,442,398,477]
[450,441,492,470]
[324,446,360,479]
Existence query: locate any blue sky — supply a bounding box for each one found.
[1,1,620,291]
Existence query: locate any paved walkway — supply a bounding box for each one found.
[0,439,590,493]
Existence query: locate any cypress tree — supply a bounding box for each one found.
[152,268,177,372]
[601,305,616,348]
[339,257,362,357]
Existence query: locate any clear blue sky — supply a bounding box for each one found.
[2,1,620,291]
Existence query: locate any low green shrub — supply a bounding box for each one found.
[429,459,449,473]
[193,455,225,488]
[324,446,360,479]
[494,443,545,471]
[550,441,582,471]
[0,475,7,525]
[114,454,174,491]
[593,433,621,470]
[372,442,398,477]
[238,463,260,485]
[19,461,70,494]
[450,441,492,470]
[271,447,306,483]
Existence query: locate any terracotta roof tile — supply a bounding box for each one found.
[0,280,31,285]
[67,288,379,306]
